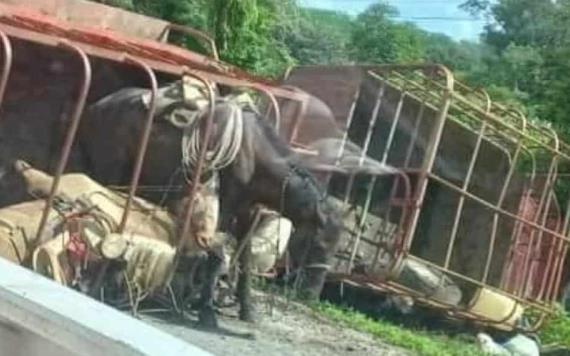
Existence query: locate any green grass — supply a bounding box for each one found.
[540,309,570,348]
[312,302,485,356]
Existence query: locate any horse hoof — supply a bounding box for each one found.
[198,306,218,329]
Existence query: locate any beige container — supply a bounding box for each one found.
[32,233,71,286]
[17,161,174,242]
[468,287,524,329]
[250,210,292,273]
[16,160,219,252]
[223,209,293,274]
[0,200,59,264]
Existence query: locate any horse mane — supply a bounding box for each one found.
[242,111,327,200]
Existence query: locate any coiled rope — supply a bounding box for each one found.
[181,99,244,183]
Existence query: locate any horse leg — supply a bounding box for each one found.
[236,234,254,322]
[197,251,224,328]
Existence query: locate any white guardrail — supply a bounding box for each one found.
[0,258,213,356]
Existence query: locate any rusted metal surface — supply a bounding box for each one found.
[175,69,215,252]
[284,64,570,331]
[0,31,12,106]
[0,1,307,101]
[35,40,91,241]
[160,24,219,60]
[117,56,157,233]
[1,0,568,334]
[0,0,170,41]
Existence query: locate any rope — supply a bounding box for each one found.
[181,100,243,183]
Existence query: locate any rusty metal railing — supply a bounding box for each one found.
[36,41,92,241]
[117,56,158,233]
[281,64,570,332]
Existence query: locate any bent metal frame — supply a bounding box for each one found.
[284,64,570,332]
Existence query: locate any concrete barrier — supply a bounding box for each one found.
[0,258,212,356]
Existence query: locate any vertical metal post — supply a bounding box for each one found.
[118,56,158,232]
[459,110,526,287]
[549,199,570,302]
[540,195,563,302]
[174,69,215,255]
[168,69,216,289]
[323,88,361,192]
[36,41,92,241]
[288,94,308,144]
[0,31,13,108]
[347,71,410,273]
[342,82,386,206]
[518,156,559,297]
[529,128,561,300]
[481,142,524,283]
[248,84,281,132]
[400,65,454,253]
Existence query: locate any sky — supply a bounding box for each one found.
[299,0,487,42]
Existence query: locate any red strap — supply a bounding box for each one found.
[65,218,88,264]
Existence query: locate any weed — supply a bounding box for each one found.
[312,302,486,356]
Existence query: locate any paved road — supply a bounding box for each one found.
[144,293,409,356]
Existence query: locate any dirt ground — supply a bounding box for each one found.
[142,291,409,356]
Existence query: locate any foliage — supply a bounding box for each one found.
[460,0,570,140]
[69,0,570,352]
[93,0,570,142]
[314,302,485,356]
[540,309,570,348]
[96,0,134,10]
[284,8,352,65]
[351,3,425,63]
[208,0,295,75]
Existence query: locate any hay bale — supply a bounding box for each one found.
[15,160,219,252]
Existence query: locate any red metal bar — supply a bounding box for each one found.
[323,88,361,191]
[0,31,12,106]
[253,85,281,133]
[482,141,524,283]
[426,173,570,244]
[288,93,309,144]
[550,201,570,303]
[0,22,305,103]
[234,83,282,132]
[377,88,427,256]
[160,23,219,60]
[444,121,490,269]
[36,40,92,241]
[500,147,538,293]
[341,82,386,207]
[118,56,158,232]
[518,156,559,297]
[397,66,454,253]
[479,110,531,288]
[340,72,414,275]
[174,69,215,252]
[540,193,564,302]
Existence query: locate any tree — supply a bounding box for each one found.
[285,8,352,65]
[199,0,294,76]
[351,3,425,63]
[96,0,134,10]
[459,0,570,141]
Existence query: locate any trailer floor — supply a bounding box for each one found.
[142,291,409,356]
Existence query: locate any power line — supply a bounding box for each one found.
[303,0,467,3]
[392,16,485,21]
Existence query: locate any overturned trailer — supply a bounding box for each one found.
[284,65,570,331]
[0,0,317,310]
[0,0,567,335]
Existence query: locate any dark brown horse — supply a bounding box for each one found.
[76,83,348,327]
